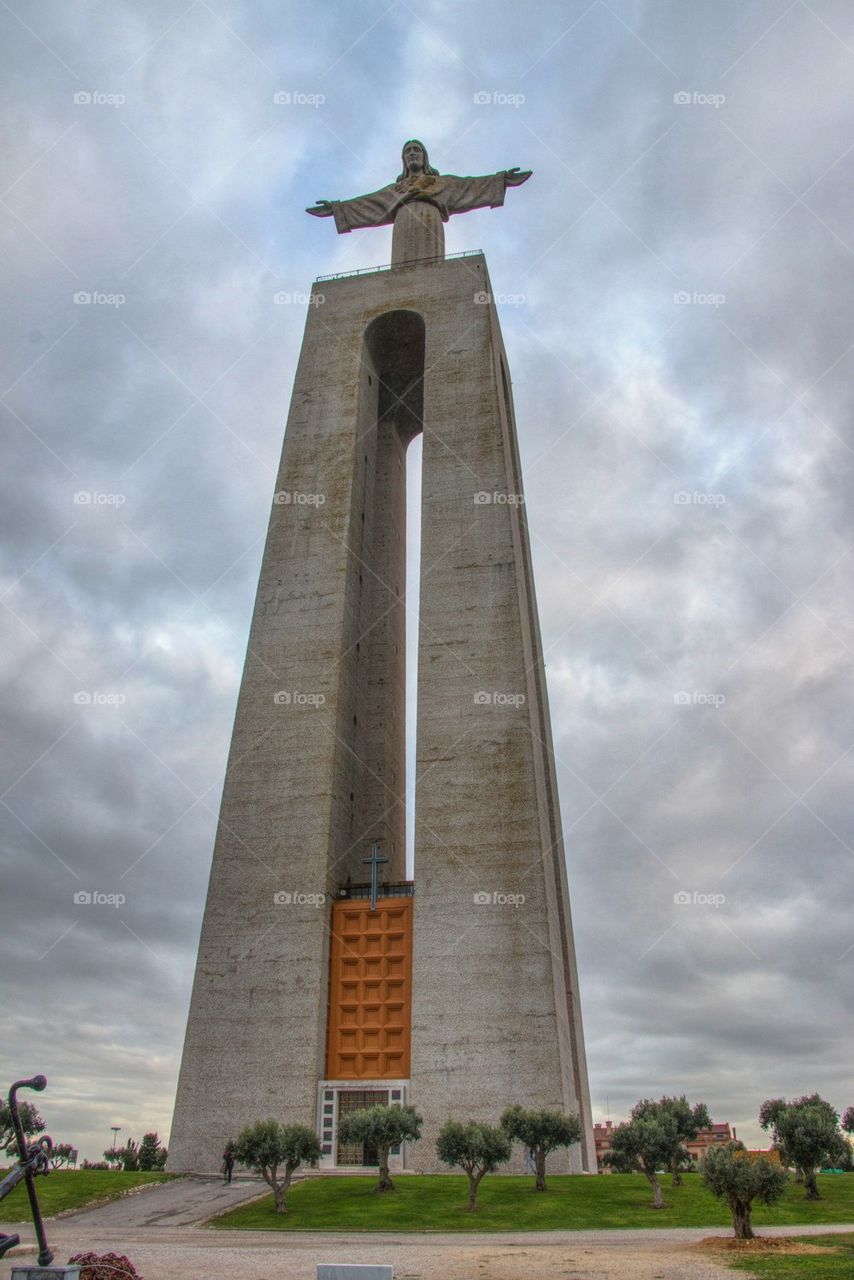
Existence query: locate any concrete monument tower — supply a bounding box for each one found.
[168,140,595,1173]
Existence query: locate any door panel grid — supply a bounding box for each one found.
[326,898,413,1079]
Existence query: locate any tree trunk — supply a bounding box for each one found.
[804,1168,821,1200]
[376,1146,395,1192]
[670,1155,682,1187]
[647,1173,665,1209]
[467,1169,484,1211]
[535,1149,547,1192]
[730,1198,754,1239]
[272,1167,292,1213]
[794,1166,803,1183]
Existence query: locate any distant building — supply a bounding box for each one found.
[593,1120,738,1171]
[685,1123,736,1161]
[594,1120,617,1170]
[745,1148,782,1164]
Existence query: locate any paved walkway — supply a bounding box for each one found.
[2,1177,852,1280]
[56,1174,268,1228]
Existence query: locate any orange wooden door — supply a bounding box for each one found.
[326,897,413,1079]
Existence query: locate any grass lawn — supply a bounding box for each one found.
[0,1170,174,1221]
[212,1172,854,1233]
[725,1232,854,1278]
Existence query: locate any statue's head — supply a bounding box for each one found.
[398,139,439,180]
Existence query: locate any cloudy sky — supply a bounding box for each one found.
[2,0,853,1162]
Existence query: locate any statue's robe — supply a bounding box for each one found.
[327,172,509,235]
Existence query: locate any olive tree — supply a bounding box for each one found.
[436,1120,512,1210]
[603,1101,683,1208]
[336,1104,422,1192]
[500,1105,581,1191]
[640,1096,710,1186]
[702,1142,787,1239]
[232,1119,320,1213]
[759,1094,845,1200]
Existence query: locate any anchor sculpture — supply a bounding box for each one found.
[0,1075,55,1266]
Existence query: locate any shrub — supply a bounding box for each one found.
[68,1252,143,1279]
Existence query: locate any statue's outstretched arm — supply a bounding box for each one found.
[503,168,532,187]
[305,184,400,232]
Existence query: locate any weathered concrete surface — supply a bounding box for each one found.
[407,259,592,1172]
[168,254,594,1173]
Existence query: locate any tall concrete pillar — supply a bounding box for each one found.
[168,253,594,1174]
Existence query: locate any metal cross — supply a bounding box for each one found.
[362,841,388,911]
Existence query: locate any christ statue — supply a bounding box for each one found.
[306,139,532,265]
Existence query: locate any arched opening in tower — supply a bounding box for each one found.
[404,431,421,881]
[336,309,424,890]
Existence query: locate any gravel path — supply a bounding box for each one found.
[2,1226,739,1280]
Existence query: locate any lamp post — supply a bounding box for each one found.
[109,1126,121,1164]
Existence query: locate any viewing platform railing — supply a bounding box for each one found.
[316,249,483,282]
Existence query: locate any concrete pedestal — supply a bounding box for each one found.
[11,1268,81,1279]
[317,1267,393,1280]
